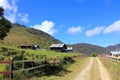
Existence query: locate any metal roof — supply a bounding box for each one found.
[110,51,120,55]
[50,44,65,47]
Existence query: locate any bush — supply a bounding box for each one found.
[91,53,97,57]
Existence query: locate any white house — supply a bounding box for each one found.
[66,47,73,53]
[109,51,120,56]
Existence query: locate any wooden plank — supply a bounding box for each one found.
[13,64,46,73]
[13,60,35,63]
[0,61,12,64]
[0,71,12,74]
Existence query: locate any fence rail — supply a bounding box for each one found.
[0,54,84,80]
[0,71,12,74]
[101,54,120,63]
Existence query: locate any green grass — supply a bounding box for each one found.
[99,57,120,80]
[23,49,77,58]
[0,46,78,59]
[0,64,9,79]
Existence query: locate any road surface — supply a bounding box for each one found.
[74,57,111,80]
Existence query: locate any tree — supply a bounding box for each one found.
[0,7,11,40]
[0,7,4,16]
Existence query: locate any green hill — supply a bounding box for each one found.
[0,24,61,48]
[70,43,106,55]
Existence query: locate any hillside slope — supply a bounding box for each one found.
[107,43,120,51]
[70,43,106,55]
[0,24,61,48]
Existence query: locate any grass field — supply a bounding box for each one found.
[0,47,79,80]
[23,49,78,58]
[99,57,120,80]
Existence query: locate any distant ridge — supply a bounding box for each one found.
[70,43,106,55]
[107,43,120,51]
[0,23,62,48]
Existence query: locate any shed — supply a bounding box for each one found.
[18,45,33,49]
[109,51,120,57]
[18,44,40,50]
[66,47,73,53]
[50,43,67,52]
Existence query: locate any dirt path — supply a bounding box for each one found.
[74,57,111,80]
[97,57,111,80]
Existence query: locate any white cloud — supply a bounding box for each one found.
[18,13,29,23]
[86,27,105,37]
[0,0,12,10]
[0,0,29,23]
[103,20,120,34]
[30,20,57,35]
[67,26,82,34]
[0,0,17,23]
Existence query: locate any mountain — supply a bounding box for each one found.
[0,24,61,48]
[70,43,106,55]
[107,43,120,51]
[1,23,119,54]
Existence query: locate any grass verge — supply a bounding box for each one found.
[99,57,120,80]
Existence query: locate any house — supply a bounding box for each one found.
[66,47,73,53]
[50,43,67,52]
[18,45,33,49]
[18,44,40,50]
[109,51,120,57]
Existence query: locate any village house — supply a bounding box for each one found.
[109,51,120,57]
[18,44,40,50]
[50,43,67,52]
[18,45,32,49]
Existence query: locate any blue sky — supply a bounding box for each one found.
[0,0,120,47]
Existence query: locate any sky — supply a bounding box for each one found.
[0,0,120,47]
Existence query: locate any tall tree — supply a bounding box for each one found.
[0,7,4,16]
[0,7,11,40]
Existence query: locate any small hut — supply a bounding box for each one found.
[50,43,67,52]
[18,44,40,50]
[18,45,33,49]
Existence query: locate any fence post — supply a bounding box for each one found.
[45,56,47,62]
[54,58,56,66]
[10,57,13,80]
[32,56,35,68]
[22,57,24,70]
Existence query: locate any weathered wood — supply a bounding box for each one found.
[0,71,12,74]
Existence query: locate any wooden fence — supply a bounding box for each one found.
[0,55,84,80]
[101,54,120,63]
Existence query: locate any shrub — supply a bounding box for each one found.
[91,53,97,57]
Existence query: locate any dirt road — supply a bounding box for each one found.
[74,57,111,80]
